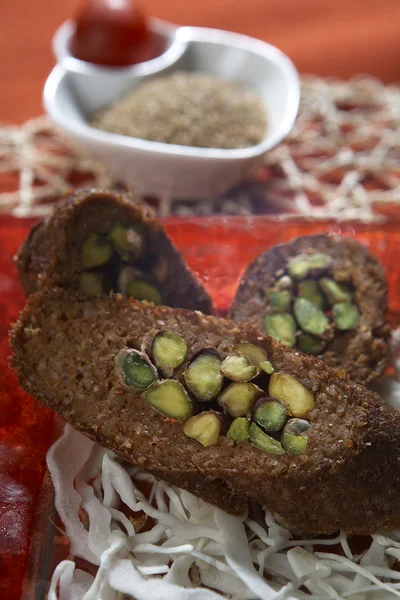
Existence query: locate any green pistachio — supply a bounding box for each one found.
[108,221,143,258]
[227,418,250,443]
[264,313,296,347]
[183,412,221,446]
[218,382,262,417]
[249,423,285,455]
[81,234,113,268]
[260,360,274,374]
[253,400,287,433]
[294,297,329,336]
[269,373,314,417]
[297,280,324,309]
[320,278,353,305]
[119,350,157,391]
[266,290,292,312]
[144,380,193,420]
[288,252,332,280]
[220,354,258,382]
[233,343,269,371]
[152,331,187,376]
[184,350,224,401]
[126,281,162,305]
[281,418,310,455]
[332,303,360,330]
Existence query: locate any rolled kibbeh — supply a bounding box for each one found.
[229,234,390,385]
[15,188,213,313]
[10,289,400,535]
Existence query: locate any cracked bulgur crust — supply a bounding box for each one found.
[10,289,400,535]
[15,187,213,314]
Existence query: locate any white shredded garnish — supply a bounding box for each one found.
[48,560,75,600]
[46,426,100,565]
[47,376,400,600]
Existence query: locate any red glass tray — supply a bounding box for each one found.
[1,214,400,599]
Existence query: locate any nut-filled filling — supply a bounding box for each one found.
[264,252,360,352]
[79,221,163,305]
[117,337,313,456]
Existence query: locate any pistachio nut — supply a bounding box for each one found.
[253,399,287,433]
[220,353,258,382]
[333,302,360,330]
[269,372,315,417]
[183,411,221,446]
[126,280,162,305]
[264,313,296,347]
[118,349,157,391]
[218,382,262,417]
[81,233,113,269]
[288,252,332,280]
[152,331,187,376]
[297,280,324,309]
[144,380,193,420]
[266,290,292,312]
[227,417,250,443]
[184,349,224,401]
[294,297,329,336]
[249,422,285,455]
[281,418,310,455]
[320,278,353,305]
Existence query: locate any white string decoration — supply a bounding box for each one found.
[0,117,116,218]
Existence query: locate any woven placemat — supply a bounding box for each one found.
[1,76,399,220]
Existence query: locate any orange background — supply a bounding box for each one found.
[1,0,400,123]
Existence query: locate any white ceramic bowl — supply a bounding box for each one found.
[44,22,300,199]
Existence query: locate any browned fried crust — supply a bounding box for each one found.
[229,234,390,385]
[10,289,400,535]
[15,188,213,314]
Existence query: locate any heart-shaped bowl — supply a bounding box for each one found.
[44,22,300,199]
